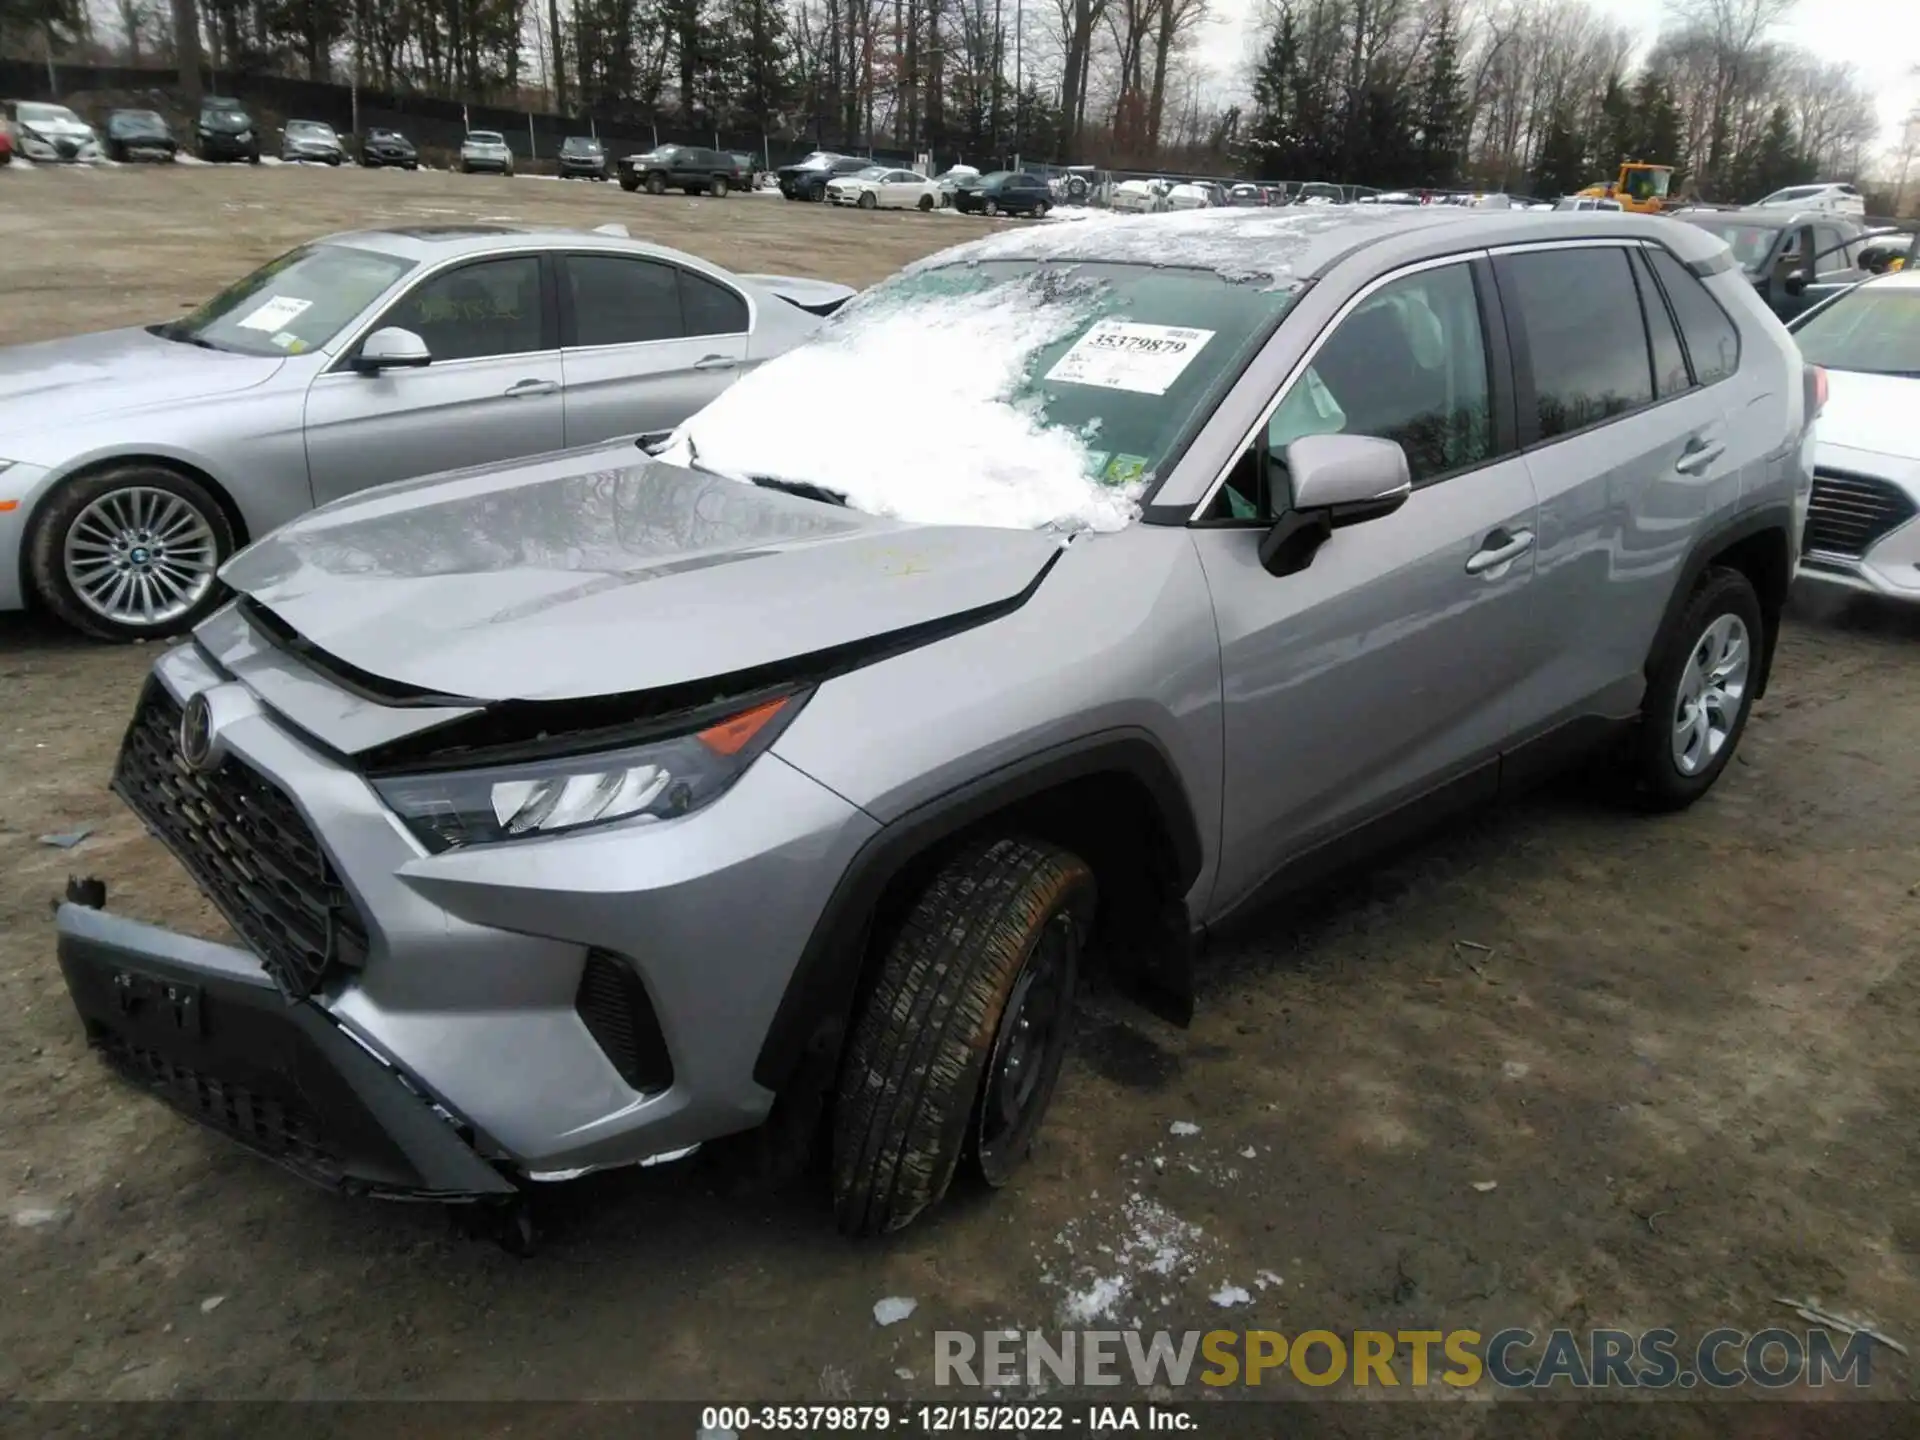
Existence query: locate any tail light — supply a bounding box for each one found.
[1804,363,1828,420]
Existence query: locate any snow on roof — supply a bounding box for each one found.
[904,205,1449,288]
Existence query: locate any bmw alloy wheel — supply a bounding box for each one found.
[63,486,220,628]
[1670,613,1750,777]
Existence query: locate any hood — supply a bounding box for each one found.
[0,327,284,428]
[1816,370,1920,465]
[19,113,93,139]
[218,443,1063,702]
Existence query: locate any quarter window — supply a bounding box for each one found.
[385,256,544,362]
[1630,250,1690,399]
[680,269,748,337]
[1645,247,1740,386]
[1502,247,1653,439]
[568,254,682,346]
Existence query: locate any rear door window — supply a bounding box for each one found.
[566,254,683,346]
[1644,247,1740,386]
[680,269,748,337]
[1499,246,1654,441]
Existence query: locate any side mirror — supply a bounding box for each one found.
[1257,434,1412,578]
[352,326,431,373]
[1782,268,1809,297]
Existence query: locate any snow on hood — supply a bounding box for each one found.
[664,277,1141,533]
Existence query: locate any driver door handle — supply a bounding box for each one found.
[693,354,738,372]
[1465,528,1535,575]
[1675,438,1726,475]
[504,378,559,398]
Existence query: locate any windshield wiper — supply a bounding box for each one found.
[671,436,850,507]
[148,322,223,351]
[749,476,848,507]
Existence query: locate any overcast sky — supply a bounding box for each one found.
[1190,0,1919,154]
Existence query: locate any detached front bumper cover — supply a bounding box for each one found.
[56,903,516,1201]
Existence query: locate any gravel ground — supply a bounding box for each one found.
[1,162,1916,1428]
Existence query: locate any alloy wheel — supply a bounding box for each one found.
[1671,613,1750,777]
[62,486,219,629]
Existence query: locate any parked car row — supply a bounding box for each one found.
[19,205,1855,1253]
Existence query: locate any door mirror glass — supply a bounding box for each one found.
[1782,268,1809,296]
[1258,435,1411,577]
[353,326,432,372]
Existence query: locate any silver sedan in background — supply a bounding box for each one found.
[0,225,851,640]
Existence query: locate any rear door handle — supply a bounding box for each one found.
[693,354,739,372]
[1675,437,1726,475]
[504,378,559,398]
[1465,528,1535,575]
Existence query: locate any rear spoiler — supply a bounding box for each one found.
[743,273,856,317]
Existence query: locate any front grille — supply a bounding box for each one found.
[575,950,673,1093]
[1804,470,1918,559]
[113,683,369,1000]
[94,1031,340,1181]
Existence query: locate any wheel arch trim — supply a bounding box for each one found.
[751,728,1204,1093]
[1645,501,1794,701]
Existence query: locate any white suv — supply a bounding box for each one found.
[1756,183,1866,217]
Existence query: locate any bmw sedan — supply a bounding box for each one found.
[0,225,853,640]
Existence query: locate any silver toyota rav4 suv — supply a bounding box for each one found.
[54,209,1818,1240]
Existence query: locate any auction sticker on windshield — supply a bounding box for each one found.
[1046,320,1215,396]
[236,295,314,332]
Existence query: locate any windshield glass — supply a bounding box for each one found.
[159,244,416,358]
[468,131,504,145]
[286,121,329,135]
[667,259,1301,531]
[1621,167,1670,200]
[564,136,601,151]
[113,111,167,133]
[19,103,82,126]
[1677,218,1783,272]
[1793,286,1920,377]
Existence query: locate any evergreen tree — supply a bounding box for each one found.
[1631,71,1685,176]
[1414,5,1463,188]
[1741,104,1808,199]
[1248,8,1301,180]
[1592,76,1634,177]
[714,0,794,133]
[1532,108,1589,199]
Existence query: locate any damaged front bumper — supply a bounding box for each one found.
[56,902,516,1200]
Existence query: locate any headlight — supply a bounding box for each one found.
[371,692,803,852]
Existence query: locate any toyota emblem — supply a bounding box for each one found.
[178,692,216,772]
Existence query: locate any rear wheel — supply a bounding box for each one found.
[1625,566,1763,811]
[831,837,1094,1236]
[27,465,236,643]
[918,194,934,211]
[710,175,730,197]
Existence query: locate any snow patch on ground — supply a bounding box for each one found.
[1042,1193,1213,1325]
[667,278,1141,533]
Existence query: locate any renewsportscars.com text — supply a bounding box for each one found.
[934,1326,1877,1390]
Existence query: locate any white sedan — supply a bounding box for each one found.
[827,165,941,212]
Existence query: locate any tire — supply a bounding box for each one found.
[247,150,259,164]
[831,837,1095,1237]
[1037,200,1051,217]
[646,171,668,195]
[918,194,934,211]
[1627,566,1764,811]
[462,162,473,174]
[26,465,237,643]
[983,198,999,217]
[810,182,827,202]
[710,175,729,197]
[619,171,639,192]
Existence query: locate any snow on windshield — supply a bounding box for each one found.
[665,276,1139,532]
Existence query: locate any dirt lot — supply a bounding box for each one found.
[2,163,1917,1425]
